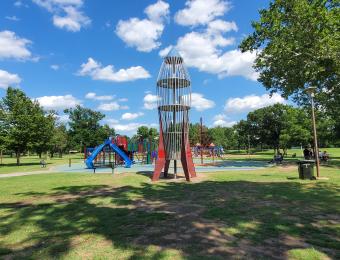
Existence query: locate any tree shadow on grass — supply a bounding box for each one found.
[0,179,339,259]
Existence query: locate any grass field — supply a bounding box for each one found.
[0,154,83,174]
[0,166,339,259]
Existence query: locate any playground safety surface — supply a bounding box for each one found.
[55,159,270,174]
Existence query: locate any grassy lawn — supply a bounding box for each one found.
[0,154,84,174]
[0,166,339,259]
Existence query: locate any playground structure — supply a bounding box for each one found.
[193,143,224,162]
[153,48,196,181]
[84,135,158,169]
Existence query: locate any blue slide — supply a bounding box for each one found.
[85,139,132,169]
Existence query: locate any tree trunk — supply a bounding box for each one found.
[39,152,42,159]
[0,150,2,165]
[59,151,63,158]
[16,152,20,165]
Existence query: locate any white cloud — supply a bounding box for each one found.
[165,30,258,80]
[0,69,21,88]
[36,94,81,110]
[50,64,59,70]
[32,0,90,32]
[144,0,169,23]
[97,102,129,111]
[143,93,160,110]
[5,16,20,21]
[53,6,90,32]
[106,119,157,134]
[78,57,151,82]
[121,112,144,120]
[0,30,32,60]
[207,19,237,34]
[158,45,173,57]
[225,93,286,113]
[118,98,128,102]
[161,3,257,81]
[85,92,114,101]
[175,0,230,26]
[191,92,215,111]
[106,119,141,132]
[212,114,236,127]
[115,1,169,52]
[213,119,236,127]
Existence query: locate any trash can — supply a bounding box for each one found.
[297,160,315,179]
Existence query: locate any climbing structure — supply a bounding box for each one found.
[153,48,196,181]
[85,138,132,169]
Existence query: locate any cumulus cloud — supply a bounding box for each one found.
[97,102,129,111]
[158,45,173,57]
[32,0,91,32]
[225,93,286,113]
[116,0,169,52]
[85,92,114,101]
[160,30,258,80]
[0,30,32,60]
[212,114,236,127]
[121,112,144,120]
[53,6,90,32]
[36,94,81,110]
[175,0,230,26]
[143,93,160,110]
[160,0,257,81]
[0,69,21,88]
[106,119,157,134]
[191,93,215,111]
[78,57,151,82]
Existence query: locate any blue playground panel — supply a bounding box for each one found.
[85,139,132,169]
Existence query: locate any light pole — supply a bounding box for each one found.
[305,86,320,178]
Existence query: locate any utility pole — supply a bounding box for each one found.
[200,117,203,164]
[306,86,320,178]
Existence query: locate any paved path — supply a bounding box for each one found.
[0,167,55,178]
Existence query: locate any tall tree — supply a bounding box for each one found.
[0,87,48,165]
[50,124,68,158]
[65,105,106,149]
[240,0,340,134]
[136,126,149,140]
[31,111,55,158]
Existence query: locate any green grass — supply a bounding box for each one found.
[0,153,83,174]
[0,166,339,259]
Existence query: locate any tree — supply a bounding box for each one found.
[0,87,49,165]
[136,126,159,141]
[240,0,340,135]
[65,106,112,149]
[189,123,200,146]
[208,127,226,147]
[31,112,55,158]
[136,126,149,140]
[50,124,68,158]
[148,127,159,141]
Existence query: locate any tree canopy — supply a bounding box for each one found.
[240,0,340,133]
[65,105,115,149]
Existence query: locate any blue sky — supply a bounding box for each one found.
[0,0,286,135]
